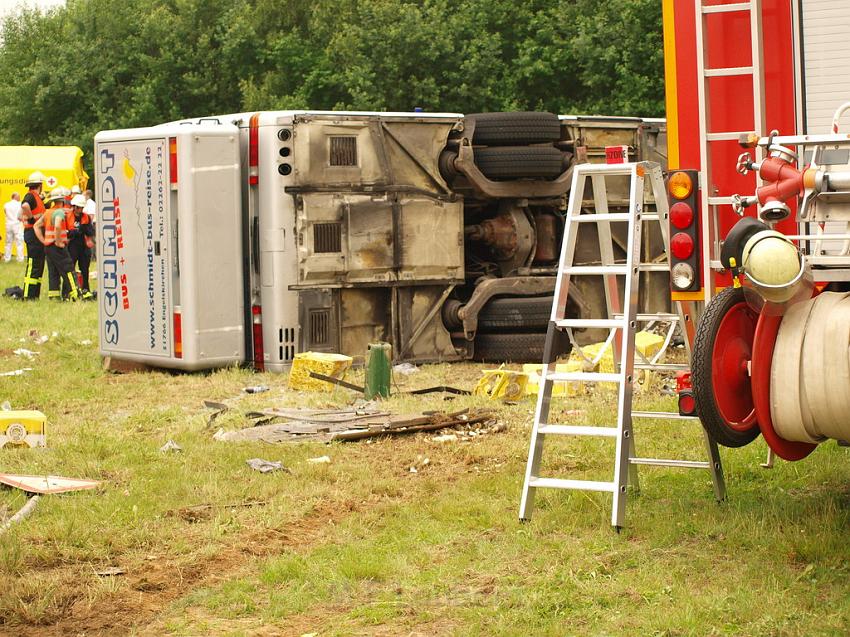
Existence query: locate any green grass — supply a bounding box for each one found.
[0,259,848,636]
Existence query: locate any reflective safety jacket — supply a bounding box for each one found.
[43,207,69,246]
[66,211,94,249]
[23,189,45,229]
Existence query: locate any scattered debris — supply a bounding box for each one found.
[474,368,528,401]
[79,339,93,346]
[243,386,270,394]
[13,348,38,360]
[27,329,49,345]
[393,362,419,375]
[307,455,332,464]
[430,419,506,443]
[159,440,182,453]
[1,401,11,411]
[0,368,32,377]
[408,455,430,473]
[406,386,470,396]
[94,566,125,577]
[245,458,290,474]
[432,434,458,443]
[203,401,229,428]
[216,409,498,444]
[0,474,100,494]
[308,371,365,393]
[0,495,39,536]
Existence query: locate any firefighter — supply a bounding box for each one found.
[19,171,47,299]
[67,194,94,300]
[34,188,78,301]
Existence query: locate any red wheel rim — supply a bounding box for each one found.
[710,301,759,431]
[751,311,817,461]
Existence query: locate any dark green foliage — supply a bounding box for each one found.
[0,0,664,159]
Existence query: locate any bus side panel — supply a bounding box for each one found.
[97,138,172,359]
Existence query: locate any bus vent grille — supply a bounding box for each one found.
[309,310,330,346]
[314,222,342,253]
[330,136,357,166]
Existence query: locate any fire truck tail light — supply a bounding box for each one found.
[671,232,694,259]
[672,263,695,290]
[668,171,693,199]
[169,137,178,184]
[670,201,694,229]
[666,168,701,293]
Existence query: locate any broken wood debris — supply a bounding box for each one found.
[213,408,498,443]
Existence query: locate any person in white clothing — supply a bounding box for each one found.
[82,189,95,221]
[83,190,96,260]
[3,192,24,262]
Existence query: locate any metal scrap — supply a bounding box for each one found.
[308,371,365,393]
[203,401,229,428]
[245,458,290,473]
[159,440,182,453]
[215,408,497,444]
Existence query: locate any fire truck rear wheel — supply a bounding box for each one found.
[473,332,553,363]
[474,146,565,180]
[468,112,562,146]
[691,286,761,448]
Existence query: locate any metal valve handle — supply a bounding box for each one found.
[731,193,757,216]
[736,152,754,175]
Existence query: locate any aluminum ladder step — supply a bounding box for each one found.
[633,362,690,371]
[571,213,662,223]
[632,411,699,421]
[554,318,627,329]
[538,424,619,437]
[614,312,680,322]
[555,316,680,330]
[564,265,628,275]
[546,371,621,384]
[629,458,711,469]
[528,477,616,493]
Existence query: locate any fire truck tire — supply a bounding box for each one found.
[474,146,565,180]
[468,112,562,146]
[691,286,761,448]
[477,296,554,331]
[473,332,554,363]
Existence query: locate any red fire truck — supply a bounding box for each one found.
[665,0,850,460]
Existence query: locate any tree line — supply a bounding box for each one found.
[0,0,664,160]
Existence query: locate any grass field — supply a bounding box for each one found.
[0,258,847,636]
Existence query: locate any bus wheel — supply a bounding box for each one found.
[692,287,761,447]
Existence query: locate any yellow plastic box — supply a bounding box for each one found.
[288,352,354,392]
[0,410,46,449]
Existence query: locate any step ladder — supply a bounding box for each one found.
[518,161,726,529]
[695,0,766,301]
